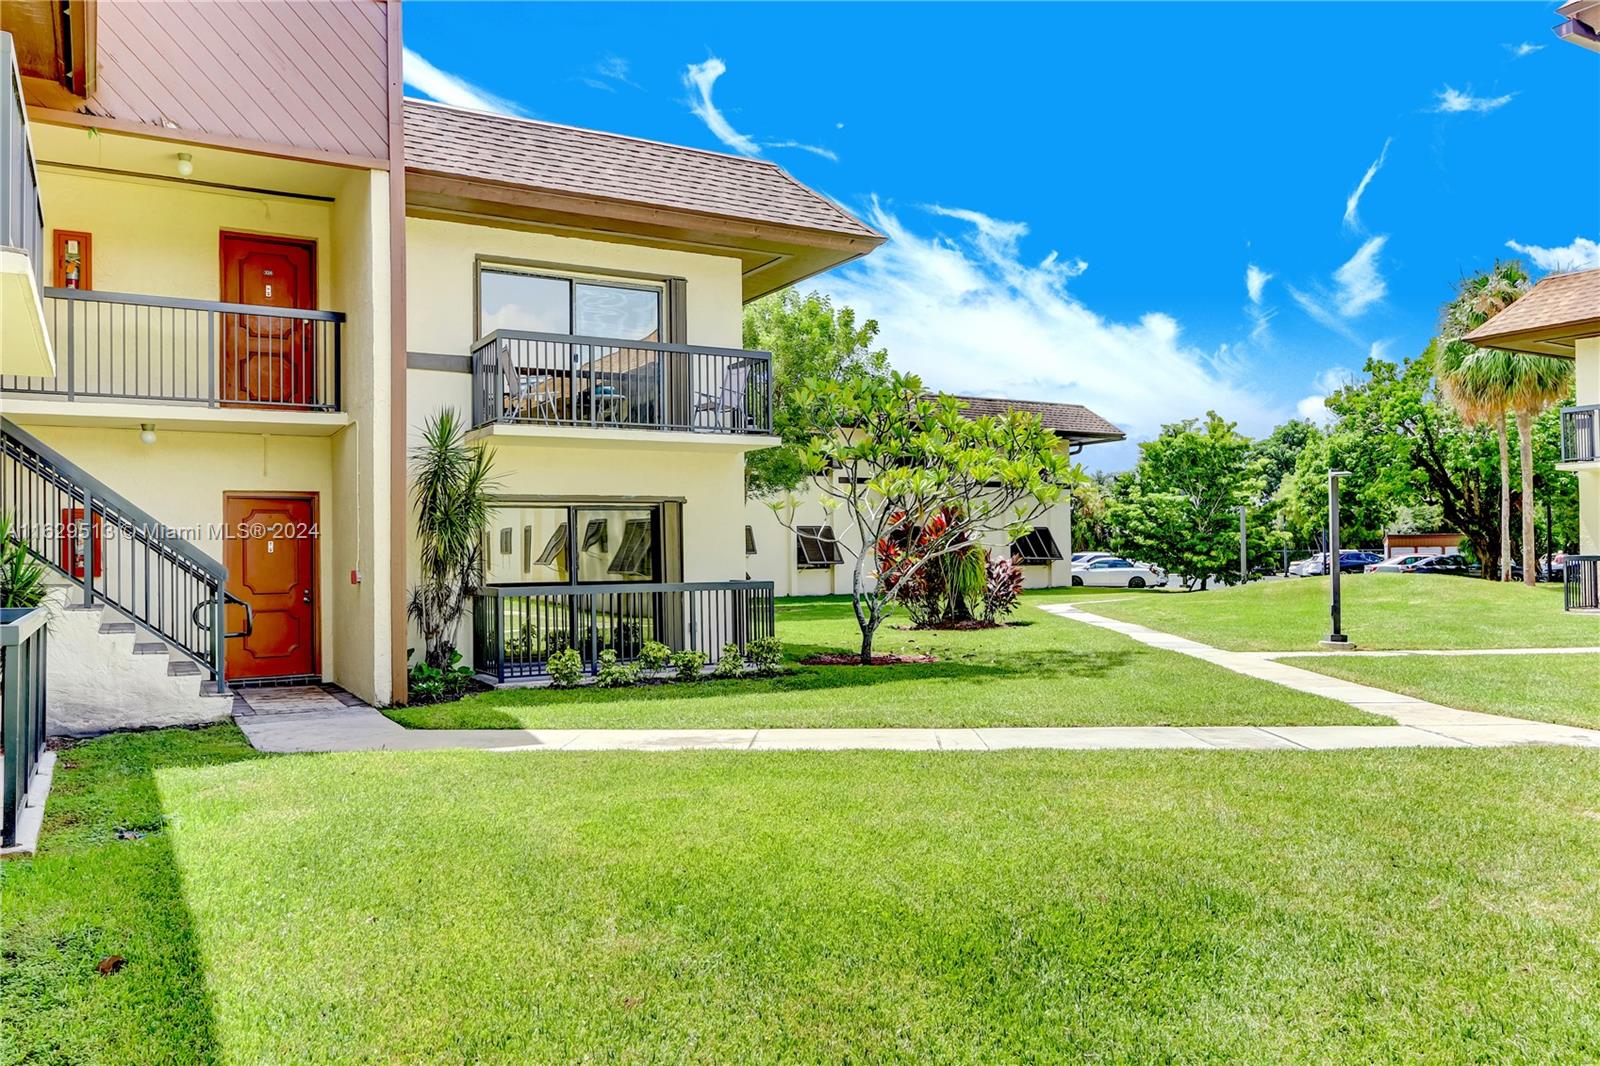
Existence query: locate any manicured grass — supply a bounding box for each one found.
[389,594,1377,729]
[1292,652,1600,730]
[6,726,1600,1062]
[1070,574,1600,651]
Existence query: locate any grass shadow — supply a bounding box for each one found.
[1,725,261,1064]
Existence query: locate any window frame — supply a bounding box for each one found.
[796,525,843,569]
[483,501,665,587]
[1011,527,1063,566]
[475,260,669,344]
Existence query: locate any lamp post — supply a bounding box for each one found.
[1322,470,1352,649]
[1237,505,1248,584]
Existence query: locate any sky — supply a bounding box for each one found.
[402,2,1600,471]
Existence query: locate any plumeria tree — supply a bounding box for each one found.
[775,371,1074,663]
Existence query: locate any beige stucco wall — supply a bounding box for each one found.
[38,168,335,307]
[1576,336,1599,554]
[405,215,743,354]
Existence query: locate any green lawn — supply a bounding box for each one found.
[1070,574,1600,651]
[389,594,1377,729]
[1292,652,1600,730]
[6,727,1600,1063]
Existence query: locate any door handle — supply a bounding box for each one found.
[302,588,313,605]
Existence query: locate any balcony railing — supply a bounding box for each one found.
[0,289,343,411]
[473,580,776,683]
[1,32,44,288]
[2,605,48,848]
[471,330,773,435]
[1560,404,1599,464]
[1565,555,1599,612]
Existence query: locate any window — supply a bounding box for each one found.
[479,267,662,342]
[1011,528,1062,565]
[484,504,665,585]
[796,525,843,569]
[745,525,757,555]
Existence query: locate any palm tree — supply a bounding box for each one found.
[1437,262,1574,585]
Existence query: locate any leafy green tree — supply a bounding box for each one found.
[1106,413,1276,589]
[742,290,891,497]
[778,370,1073,662]
[1439,262,1574,584]
[408,408,500,668]
[1250,418,1319,503]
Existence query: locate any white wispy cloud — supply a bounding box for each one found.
[684,57,761,155]
[583,55,638,92]
[1245,264,1274,341]
[1245,264,1272,305]
[818,199,1281,467]
[1286,286,1363,344]
[403,47,527,116]
[1432,86,1514,114]
[1505,42,1544,58]
[1332,236,1388,317]
[1343,137,1392,230]
[1295,365,1361,424]
[682,57,838,162]
[1505,236,1600,273]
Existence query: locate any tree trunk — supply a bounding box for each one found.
[1497,419,1512,582]
[859,619,877,665]
[1516,410,1536,587]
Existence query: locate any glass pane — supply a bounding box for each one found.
[575,283,660,342]
[479,271,571,336]
[483,506,569,584]
[576,507,656,582]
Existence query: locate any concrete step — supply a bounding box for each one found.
[133,641,169,655]
[167,661,201,677]
[99,621,136,635]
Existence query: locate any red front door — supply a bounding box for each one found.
[224,495,318,681]
[219,232,316,407]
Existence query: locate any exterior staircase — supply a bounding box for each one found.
[2,418,249,735]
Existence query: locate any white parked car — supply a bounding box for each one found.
[1366,554,1428,574]
[1071,557,1166,588]
[1070,551,1112,565]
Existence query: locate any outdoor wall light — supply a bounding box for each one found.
[139,423,157,446]
[176,152,194,178]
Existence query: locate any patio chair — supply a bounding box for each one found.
[691,364,750,431]
[496,342,562,422]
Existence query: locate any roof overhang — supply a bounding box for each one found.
[404,169,884,302]
[1462,323,1600,358]
[0,0,94,106]
[1556,0,1600,51]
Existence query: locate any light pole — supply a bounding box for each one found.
[1322,470,1352,649]
[1237,505,1248,584]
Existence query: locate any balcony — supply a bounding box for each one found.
[471,330,773,437]
[473,580,775,683]
[1,32,51,378]
[1,289,345,430]
[1558,404,1599,468]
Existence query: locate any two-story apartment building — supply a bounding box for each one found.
[0,1,883,725]
[745,397,1123,596]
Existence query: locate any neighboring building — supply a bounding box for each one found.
[1465,267,1600,610]
[745,398,1124,596]
[1381,532,1461,558]
[0,2,885,724]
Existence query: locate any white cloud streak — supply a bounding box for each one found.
[817,199,1282,466]
[1295,365,1361,424]
[684,57,762,156]
[1343,137,1392,230]
[1432,86,1514,114]
[402,47,527,116]
[1245,264,1272,305]
[1505,236,1600,273]
[1505,42,1544,58]
[1332,236,1388,317]
[765,141,840,162]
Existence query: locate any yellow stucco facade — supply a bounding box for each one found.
[1573,336,1600,555]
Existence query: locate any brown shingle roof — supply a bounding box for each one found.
[938,395,1125,441]
[1463,268,1600,357]
[403,98,880,240]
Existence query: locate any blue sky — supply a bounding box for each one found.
[403,2,1600,470]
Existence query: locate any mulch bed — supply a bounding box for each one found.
[799,653,940,666]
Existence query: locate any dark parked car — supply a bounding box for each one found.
[1410,554,1479,577]
[1335,551,1383,573]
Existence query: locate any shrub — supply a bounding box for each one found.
[638,640,673,672]
[982,555,1025,622]
[670,649,707,682]
[712,642,744,679]
[747,636,785,676]
[407,649,476,704]
[547,648,584,689]
[594,649,641,688]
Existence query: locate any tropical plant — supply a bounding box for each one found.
[712,642,745,679]
[746,636,785,676]
[0,515,49,610]
[670,649,707,681]
[638,640,673,673]
[547,648,584,689]
[406,650,476,704]
[778,370,1073,662]
[408,408,500,667]
[1438,262,1572,585]
[981,555,1025,622]
[594,649,641,688]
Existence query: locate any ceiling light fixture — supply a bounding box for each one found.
[176,152,193,178]
[139,423,157,445]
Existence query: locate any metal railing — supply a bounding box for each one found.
[1,418,250,689]
[474,580,776,682]
[2,605,47,848]
[1560,404,1599,465]
[1564,555,1599,611]
[1,32,45,290]
[471,330,773,435]
[0,289,343,410]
